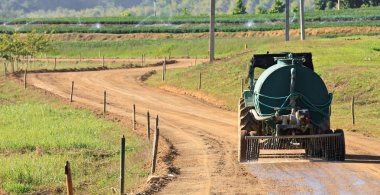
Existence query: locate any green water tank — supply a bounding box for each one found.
[253,58,331,130]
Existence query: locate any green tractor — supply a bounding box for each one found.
[238,53,345,162]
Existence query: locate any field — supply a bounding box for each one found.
[1,7,380,34]
[147,35,380,137]
[0,78,149,193]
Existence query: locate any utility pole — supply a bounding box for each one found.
[209,0,215,62]
[300,0,305,40]
[153,0,157,16]
[285,0,290,41]
[337,0,340,10]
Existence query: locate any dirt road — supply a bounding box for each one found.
[28,59,380,194]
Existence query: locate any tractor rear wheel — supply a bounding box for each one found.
[238,97,261,162]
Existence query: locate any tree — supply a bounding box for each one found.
[232,0,247,15]
[255,5,268,14]
[181,8,191,16]
[0,31,49,73]
[315,0,327,10]
[291,4,299,13]
[269,0,285,13]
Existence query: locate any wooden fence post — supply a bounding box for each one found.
[245,44,248,50]
[120,135,126,195]
[103,90,107,116]
[151,115,159,174]
[79,53,82,62]
[162,58,166,81]
[70,81,74,102]
[147,111,151,141]
[351,96,355,125]
[133,104,136,130]
[195,57,197,67]
[102,55,105,68]
[198,72,202,90]
[164,57,167,73]
[65,161,74,195]
[24,69,27,89]
[54,58,57,70]
[141,54,144,66]
[241,78,244,93]
[4,62,7,80]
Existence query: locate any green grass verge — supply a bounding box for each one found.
[0,79,149,194]
[146,35,380,137]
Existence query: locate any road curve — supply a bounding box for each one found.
[28,59,380,194]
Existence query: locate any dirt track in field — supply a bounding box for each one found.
[28,59,380,194]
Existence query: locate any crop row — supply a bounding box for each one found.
[0,20,379,34]
[1,7,380,25]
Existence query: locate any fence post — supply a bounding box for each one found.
[120,135,125,195]
[162,58,166,81]
[351,96,355,125]
[79,53,82,62]
[241,78,244,93]
[102,55,105,68]
[24,69,27,89]
[65,161,74,195]
[164,57,167,73]
[70,81,74,102]
[151,115,159,174]
[195,56,197,67]
[54,58,57,70]
[198,72,202,90]
[133,104,136,130]
[245,44,248,50]
[4,62,7,80]
[147,111,151,141]
[103,90,107,116]
[141,54,144,66]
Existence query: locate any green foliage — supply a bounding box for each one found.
[269,0,285,13]
[122,11,132,16]
[315,0,328,10]
[327,0,336,9]
[0,31,49,63]
[255,5,268,14]
[181,8,191,16]
[292,4,299,13]
[232,0,247,15]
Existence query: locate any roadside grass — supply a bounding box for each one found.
[147,35,380,137]
[0,79,149,193]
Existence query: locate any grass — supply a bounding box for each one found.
[47,37,284,59]
[0,79,149,193]
[146,35,380,137]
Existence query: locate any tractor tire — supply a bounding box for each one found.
[334,129,346,161]
[238,98,261,162]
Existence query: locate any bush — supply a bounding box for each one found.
[269,0,285,13]
[255,5,268,14]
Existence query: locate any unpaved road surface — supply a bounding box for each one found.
[29,59,380,194]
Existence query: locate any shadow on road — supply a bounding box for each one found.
[344,154,380,164]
